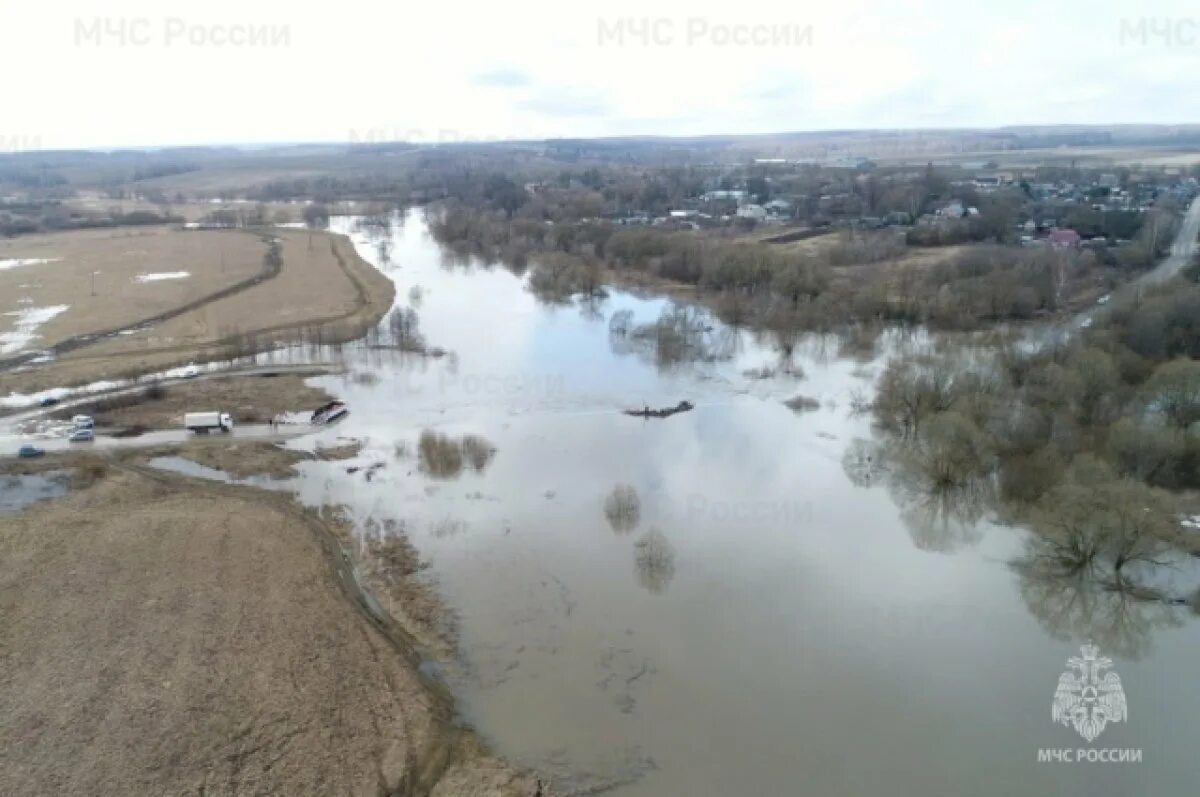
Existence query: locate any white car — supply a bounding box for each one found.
[68,427,94,443]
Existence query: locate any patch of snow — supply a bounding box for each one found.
[0,305,69,354]
[161,361,221,379]
[0,258,60,272]
[135,271,190,283]
[0,379,124,410]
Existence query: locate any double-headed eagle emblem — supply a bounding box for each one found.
[1052,643,1127,742]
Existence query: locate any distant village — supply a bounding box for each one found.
[546,159,1200,253]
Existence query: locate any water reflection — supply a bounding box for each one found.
[578,294,607,323]
[632,528,676,595]
[282,211,1200,796]
[843,437,991,553]
[1014,538,1186,659]
[841,438,885,487]
[0,471,70,514]
[892,479,990,554]
[608,303,739,369]
[603,484,641,534]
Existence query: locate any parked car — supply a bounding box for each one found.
[72,415,94,428]
[69,428,95,443]
[311,400,349,424]
[39,396,60,408]
[18,445,45,458]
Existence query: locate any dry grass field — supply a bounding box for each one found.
[0,457,539,796]
[0,226,264,353]
[0,227,395,394]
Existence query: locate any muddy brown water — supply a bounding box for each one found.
[112,212,1200,794]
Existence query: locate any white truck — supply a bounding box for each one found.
[184,411,234,433]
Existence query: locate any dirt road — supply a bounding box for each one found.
[1143,193,1200,285]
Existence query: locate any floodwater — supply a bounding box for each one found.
[0,470,70,514]
[264,211,1200,795]
[245,211,1200,795]
[19,209,1197,794]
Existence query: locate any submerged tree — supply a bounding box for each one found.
[417,431,496,479]
[1029,470,1176,586]
[603,484,641,534]
[633,528,676,595]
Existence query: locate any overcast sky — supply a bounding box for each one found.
[3,0,1199,150]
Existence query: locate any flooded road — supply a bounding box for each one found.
[118,212,1200,793]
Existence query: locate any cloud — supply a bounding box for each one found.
[472,67,532,88]
[518,86,610,118]
[6,0,1200,147]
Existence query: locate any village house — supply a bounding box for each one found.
[736,204,768,222]
[1047,228,1081,248]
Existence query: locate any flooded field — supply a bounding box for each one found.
[250,211,1200,795]
[13,209,1193,794]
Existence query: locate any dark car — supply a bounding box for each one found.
[18,445,45,458]
[39,397,59,407]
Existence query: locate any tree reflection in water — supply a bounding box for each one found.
[607,303,739,370]
[1013,537,1185,660]
[885,431,992,553]
[841,437,991,553]
[841,438,886,488]
[578,293,607,323]
[892,478,990,554]
[603,484,641,535]
[633,529,676,595]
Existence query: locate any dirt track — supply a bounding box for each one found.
[51,372,335,431]
[0,457,541,796]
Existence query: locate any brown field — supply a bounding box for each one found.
[830,243,969,278]
[0,455,540,796]
[0,227,395,394]
[0,226,264,351]
[136,166,330,195]
[745,227,970,275]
